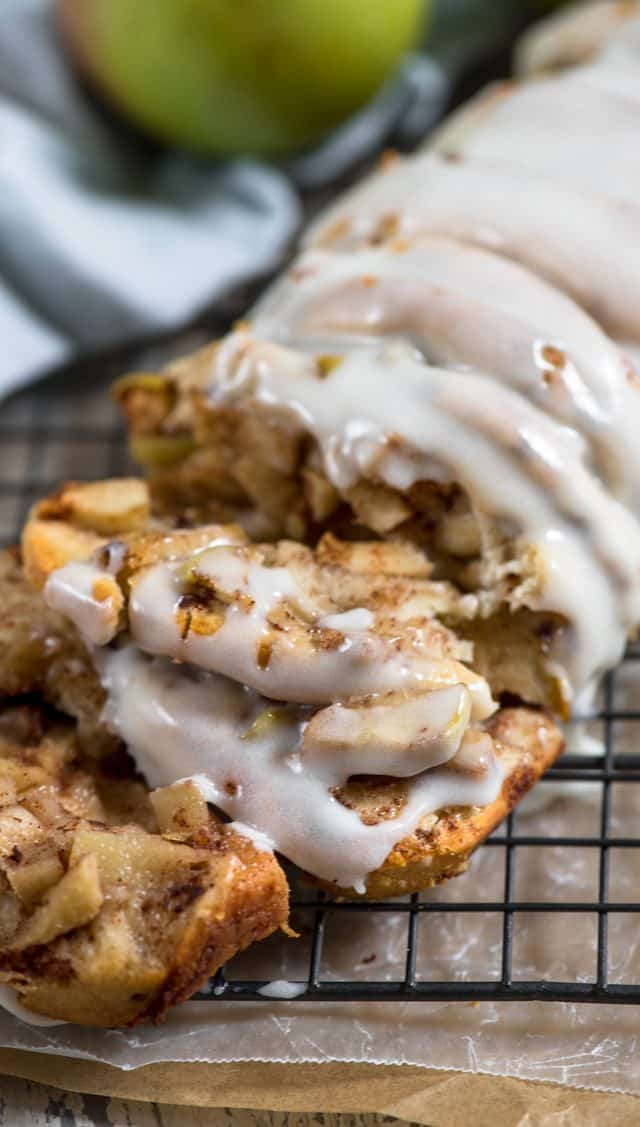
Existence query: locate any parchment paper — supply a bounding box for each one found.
[1,663,638,1097]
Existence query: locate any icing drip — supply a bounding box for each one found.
[257,980,306,999]
[305,150,640,342]
[96,645,503,893]
[211,332,640,702]
[514,2,640,77]
[46,541,499,890]
[434,69,640,207]
[45,561,120,646]
[252,237,640,504]
[127,547,494,715]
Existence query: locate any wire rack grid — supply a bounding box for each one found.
[2,329,640,1009]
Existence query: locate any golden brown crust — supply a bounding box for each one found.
[0,702,288,1027]
[22,478,247,589]
[35,478,150,536]
[327,705,562,899]
[23,479,152,589]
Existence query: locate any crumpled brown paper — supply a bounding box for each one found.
[0,1052,639,1126]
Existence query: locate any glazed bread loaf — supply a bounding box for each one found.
[6,3,640,1024]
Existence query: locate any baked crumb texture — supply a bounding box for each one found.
[0,433,565,1026]
[115,363,568,717]
[0,548,288,1026]
[15,483,562,909]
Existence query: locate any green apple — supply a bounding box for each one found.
[58,0,426,156]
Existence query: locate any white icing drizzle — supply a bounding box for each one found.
[44,533,500,888]
[282,33,640,710]
[126,546,495,716]
[44,561,119,646]
[45,538,499,887]
[318,608,374,632]
[598,12,640,70]
[96,645,503,892]
[257,980,306,999]
[226,820,273,852]
[434,68,640,207]
[252,237,640,504]
[514,2,640,77]
[38,11,640,893]
[211,332,640,701]
[305,150,640,342]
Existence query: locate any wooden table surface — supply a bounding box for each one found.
[0,1076,405,1127]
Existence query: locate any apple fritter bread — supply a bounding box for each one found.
[114,355,570,717]
[20,0,640,1020]
[0,418,568,1024]
[11,480,563,905]
[110,1,640,731]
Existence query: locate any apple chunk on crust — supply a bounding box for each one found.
[321,704,562,899]
[0,704,288,1027]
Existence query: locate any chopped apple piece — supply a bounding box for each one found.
[9,854,103,950]
[150,780,210,835]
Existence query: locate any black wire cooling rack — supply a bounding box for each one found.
[200,664,640,1007]
[2,7,639,1006]
[2,335,640,1010]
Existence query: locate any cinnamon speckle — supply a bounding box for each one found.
[541,344,566,370]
